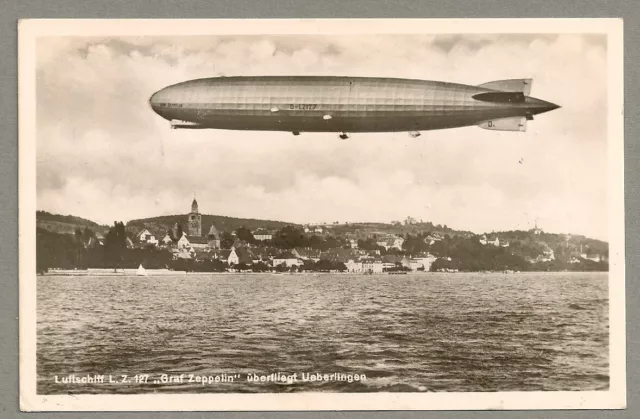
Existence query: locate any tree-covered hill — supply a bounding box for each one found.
[321,221,471,240]
[126,214,299,236]
[495,230,608,258]
[36,210,110,235]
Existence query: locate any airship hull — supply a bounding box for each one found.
[149,76,559,134]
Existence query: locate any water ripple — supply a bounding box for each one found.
[37,272,608,394]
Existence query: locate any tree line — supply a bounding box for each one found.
[36,223,172,273]
[36,221,608,273]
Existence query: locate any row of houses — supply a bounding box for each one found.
[173,242,437,272]
[346,254,437,273]
[132,223,411,253]
[131,227,221,249]
[133,227,277,246]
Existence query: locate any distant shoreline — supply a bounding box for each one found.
[39,269,607,277]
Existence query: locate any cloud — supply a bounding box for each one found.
[35,33,609,239]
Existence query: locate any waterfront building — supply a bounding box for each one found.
[346,259,363,273]
[228,246,254,266]
[361,257,384,274]
[273,251,301,268]
[412,254,437,271]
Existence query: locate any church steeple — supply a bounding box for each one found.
[191,194,199,214]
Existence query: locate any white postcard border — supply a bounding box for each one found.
[18,18,626,411]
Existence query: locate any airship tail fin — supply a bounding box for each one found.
[477,79,532,96]
[478,116,527,132]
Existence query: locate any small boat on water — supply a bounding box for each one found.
[136,264,147,276]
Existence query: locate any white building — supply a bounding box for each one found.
[376,236,404,251]
[361,258,384,274]
[136,229,158,246]
[176,234,191,250]
[160,233,173,245]
[411,254,437,271]
[346,259,363,273]
[537,248,555,262]
[252,230,273,241]
[581,253,602,262]
[272,251,301,268]
[227,246,253,266]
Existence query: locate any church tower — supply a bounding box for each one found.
[188,196,202,237]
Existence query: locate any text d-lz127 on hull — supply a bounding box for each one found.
[149,76,560,139]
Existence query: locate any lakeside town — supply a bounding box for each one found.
[36,198,609,275]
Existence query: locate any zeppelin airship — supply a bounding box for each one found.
[149,76,559,139]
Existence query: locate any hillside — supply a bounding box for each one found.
[126,214,299,237]
[35,210,608,261]
[494,230,608,257]
[327,221,470,239]
[35,209,608,272]
[36,210,110,236]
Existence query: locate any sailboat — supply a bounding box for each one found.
[136,264,147,276]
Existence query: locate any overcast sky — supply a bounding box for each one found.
[36,33,608,239]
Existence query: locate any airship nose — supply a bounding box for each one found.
[149,90,161,112]
[149,88,171,119]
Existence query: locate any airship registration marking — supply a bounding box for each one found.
[289,104,317,110]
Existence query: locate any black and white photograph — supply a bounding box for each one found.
[19,19,625,411]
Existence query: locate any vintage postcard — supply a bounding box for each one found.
[19,18,625,411]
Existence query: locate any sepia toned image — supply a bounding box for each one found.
[19,19,625,411]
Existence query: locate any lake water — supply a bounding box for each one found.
[36,272,609,394]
